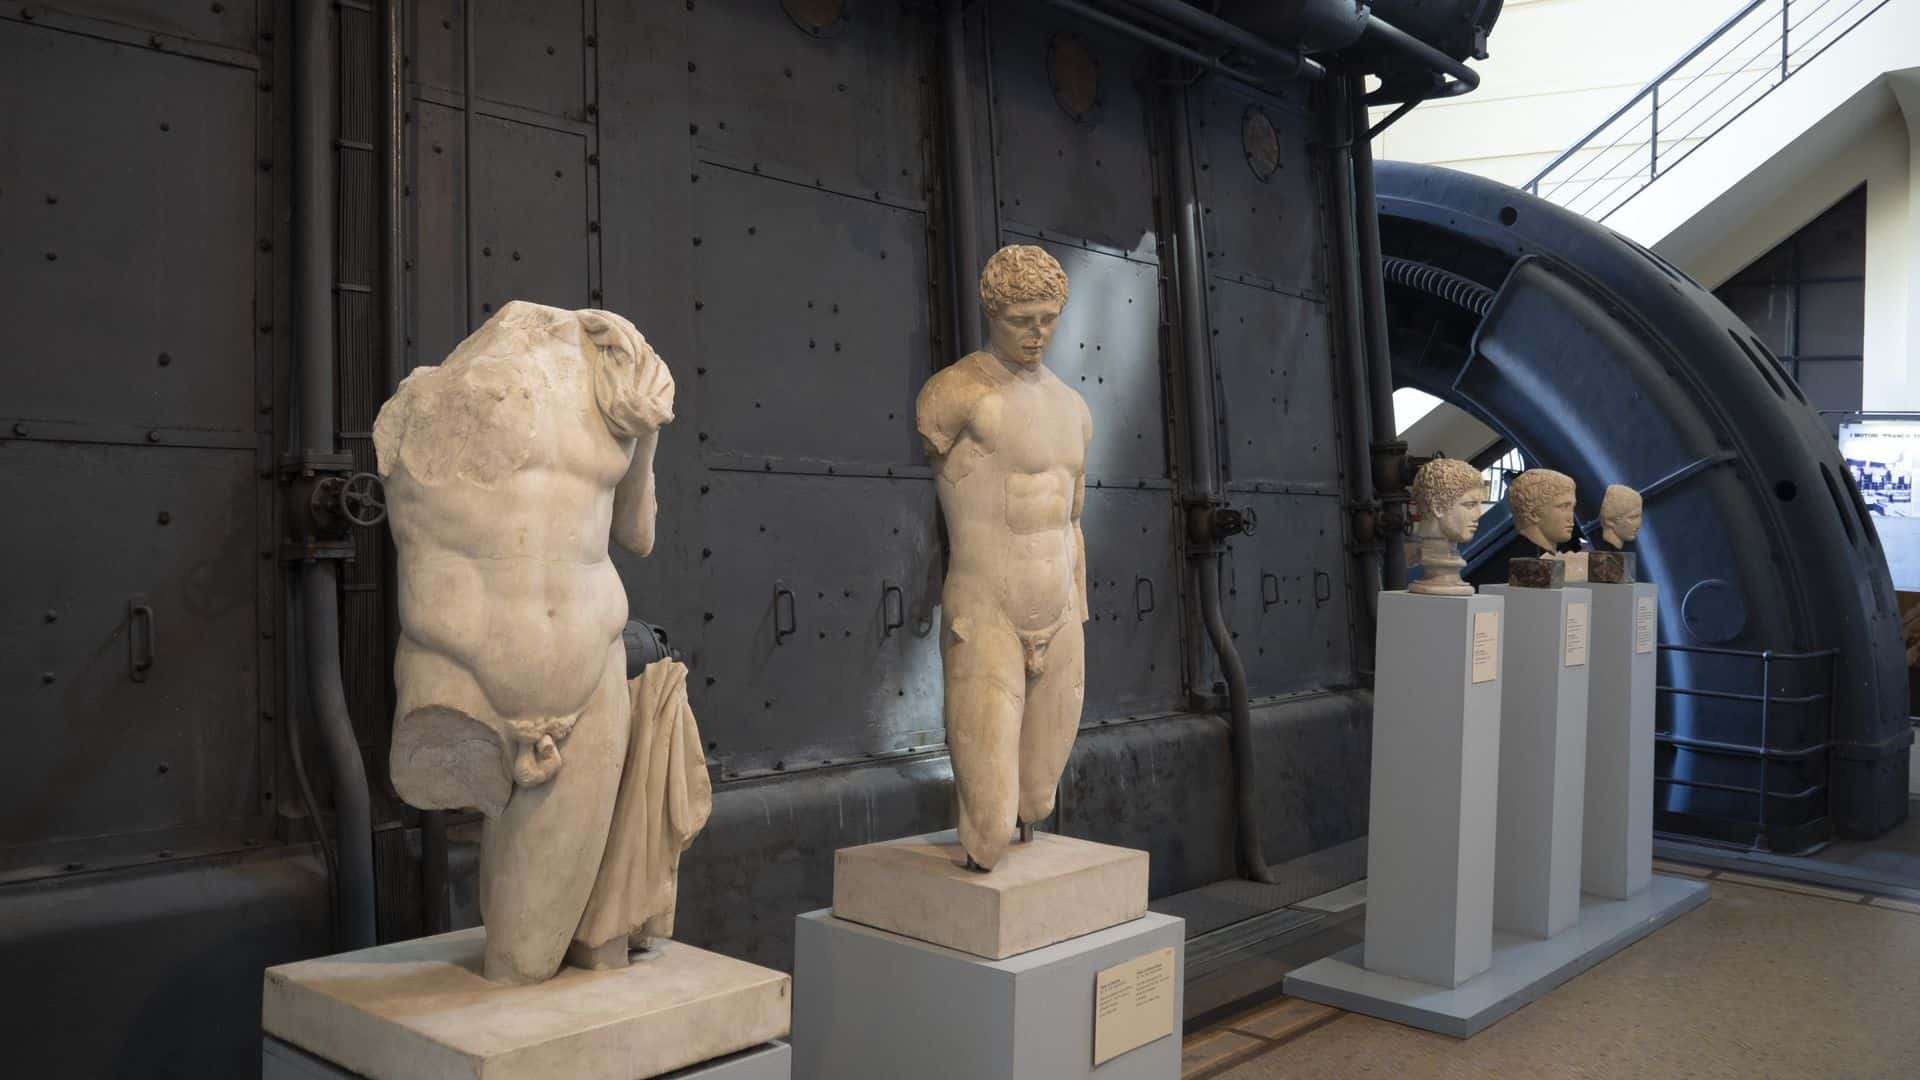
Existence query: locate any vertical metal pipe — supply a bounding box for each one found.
[463,0,477,330]
[297,0,377,950]
[1349,76,1405,594]
[1170,84,1272,883]
[941,0,984,354]
[1650,85,1659,180]
[1169,90,1218,499]
[1327,77,1384,653]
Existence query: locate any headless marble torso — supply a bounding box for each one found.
[919,351,1092,870]
[375,304,669,984]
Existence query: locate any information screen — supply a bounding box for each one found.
[1838,419,1920,590]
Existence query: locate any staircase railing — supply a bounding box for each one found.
[1523,0,1896,222]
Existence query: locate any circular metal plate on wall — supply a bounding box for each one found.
[1048,33,1100,123]
[1243,107,1280,182]
[782,0,849,37]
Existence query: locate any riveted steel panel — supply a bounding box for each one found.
[1224,493,1352,695]
[1195,83,1326,297]
[413,0,587,120]
[692,167,931,466]
[1080,487,1184,717]
[40,0,259,51]
[1020,238,1168,481]
[412,103,590,365]
[990,0,1158,257]
[0,23,256,433]
[688,0,930,205]
[1211,278,1342,489]
[0,442,259,862]
[697,473,945,774]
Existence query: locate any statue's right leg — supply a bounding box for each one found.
[942,606,1025,870]
[477,643,630,984]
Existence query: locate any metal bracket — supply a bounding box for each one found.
[127,595,155,683]
[774,587,798,645]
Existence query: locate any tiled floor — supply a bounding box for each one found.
[1180,868,1920,1079]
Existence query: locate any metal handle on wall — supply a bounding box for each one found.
[1314,570,1332,607]
[774,587,797,644]
[128,597,156,682]
[1134,576,1155,620]
[1261,572,1280,610]
[882,582,906,636]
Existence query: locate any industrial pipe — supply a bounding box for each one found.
[1047,0,1268,88]
[1169,86,1275,885]
[297,0,377,950]
[1325,76,1385,656]
[1349,76,1408,593]
[940,0,984,355]
[1113,0,1320,80]
[1363,15,1481,91]
[463,0,477,330]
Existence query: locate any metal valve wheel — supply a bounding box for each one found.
[312,472,388,528]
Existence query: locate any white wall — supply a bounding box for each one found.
[1371,0,1746,187]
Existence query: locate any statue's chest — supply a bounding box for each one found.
[969,383,1082,475]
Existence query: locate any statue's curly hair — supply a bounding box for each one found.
[979,244,1069,315]
[1507,468,1576,529]
[1410,457,1486,518]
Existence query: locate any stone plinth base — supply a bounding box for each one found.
[831,829,1148,959]
[1285,876,1708,1038]
[261,928,790,1080]
[792,908,1184,1079]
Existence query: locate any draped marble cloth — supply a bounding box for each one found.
[574,657,712,949]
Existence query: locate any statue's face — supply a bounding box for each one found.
[1436,486,1485,542]
[1605,503,1643,542]
[1542,487,1577,543]
[986,299,1063,368]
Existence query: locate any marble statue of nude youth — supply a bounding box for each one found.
[375,301,700,985]
[916,244,1092,871]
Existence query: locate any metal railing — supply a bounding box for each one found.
[1655,643,1839,851]
[1524,0,1896,222]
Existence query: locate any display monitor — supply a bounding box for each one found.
[1838,418,1920,590]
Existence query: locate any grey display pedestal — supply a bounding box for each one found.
[1483,584,1591,939]
[791,909,1184,1080]
[1284,875,1708,1037]
[264,1036,792,1079]
[1586,581,1658,899]
[1363,590,1504,988]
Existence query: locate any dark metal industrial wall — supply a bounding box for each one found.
[0,0,1368,1073]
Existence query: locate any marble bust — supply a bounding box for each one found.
[1508,468,1578,556]
[1599,484,1644,549]
[915,244,1092,871]
[374,301,711,984]
[1407,457,1486,596]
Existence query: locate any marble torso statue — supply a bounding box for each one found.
[374,301,708,984]
[916,245,1092,871]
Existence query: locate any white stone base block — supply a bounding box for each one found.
[792,908,1184,1080]
[1364,591,1504,988]
[831,829,1148,959]
[261,928,791,1080]
[1586,582,1658,899]
[1284,876,1709,1037]
[1484,585,1591,939]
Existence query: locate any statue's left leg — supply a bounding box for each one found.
[1017,617,1084,832]
[477,643,630,984]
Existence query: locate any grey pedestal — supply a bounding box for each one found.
[1284,875,1708,1038]
[264,1036,792,1079]
[1483,585,1591,939]
[1586,582,1658,899]
[791,909,1185,1080]
[1364,591,1504,988]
